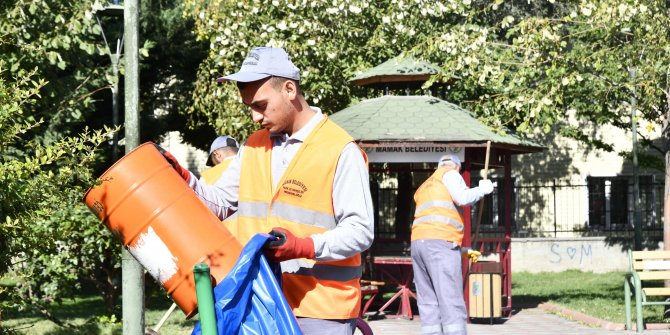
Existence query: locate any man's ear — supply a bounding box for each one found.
[212,149,222,163]
[283,80,297,100]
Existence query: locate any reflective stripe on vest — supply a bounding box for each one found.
[282,259,362,282]
[415,200,458,214]
[238,200,337,229]
[413,214,464,231]
[272,201,337,229]
[237,201,268,218]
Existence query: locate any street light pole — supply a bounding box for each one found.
[96,2,144,332]
[111,48,121,162]
[630,67,642,251]
[123,0,145,334]
[95,9,123,162]
[621,27,642,251]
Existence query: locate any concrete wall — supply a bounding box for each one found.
[510,237,641,273]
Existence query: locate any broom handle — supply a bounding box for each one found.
[472,141,491,247]
[154,302,177,332]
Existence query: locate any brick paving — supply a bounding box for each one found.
[359,307,670,335]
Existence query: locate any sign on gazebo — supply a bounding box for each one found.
[363,145,464,163]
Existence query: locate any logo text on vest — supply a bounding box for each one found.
[281,179,308,198]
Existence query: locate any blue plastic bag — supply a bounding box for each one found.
[191,234,302,335]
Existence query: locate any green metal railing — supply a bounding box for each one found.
[194,263,217,335]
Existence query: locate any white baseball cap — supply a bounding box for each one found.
[438,154,461,167]
[216,47,300,83]
[207,136,238,166]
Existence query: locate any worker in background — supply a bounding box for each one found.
[411,154,493,335]
[159,46,374,335]
[200,135,239,185]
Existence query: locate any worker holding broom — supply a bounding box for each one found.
[410,154,493,335]
[160,46,374,335]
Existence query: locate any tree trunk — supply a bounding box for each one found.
[665,150,670,260]
[664,67,670,275]
[663,59,670,316]
[664,136,670,317]
[89,250,121,316]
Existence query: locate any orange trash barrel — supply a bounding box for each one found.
[83,142,242,318]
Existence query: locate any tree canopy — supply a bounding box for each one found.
[0,34,112,326]
[184,0,667,168]
[2,0,669,329]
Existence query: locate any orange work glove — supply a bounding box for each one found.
[263,227,315,262]
[154,144,191,182]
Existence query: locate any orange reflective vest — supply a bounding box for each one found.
[200,158,233,185]
[231,116,363,319]
[411,167,465,245]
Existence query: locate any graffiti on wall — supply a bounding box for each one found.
[549,243,593,264]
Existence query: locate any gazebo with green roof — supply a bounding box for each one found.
[330,55,544,319]
[349,56,440,90]
[331,95,542,158]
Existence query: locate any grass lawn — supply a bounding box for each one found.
[2,289,197,334]
[3,270,668,333]
[513,270,668,324]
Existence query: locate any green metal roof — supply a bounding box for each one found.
[349,56,439,86]
[330,95,543,153]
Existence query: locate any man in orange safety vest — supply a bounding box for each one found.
[411,154,492,335]
[160,46,374,335]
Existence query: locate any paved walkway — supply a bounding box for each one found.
[360,307,670,335]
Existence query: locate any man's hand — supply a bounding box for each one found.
[461,247,481,263]
[478,179,494,195]
[263,227,315,262]
[154,144,191,182]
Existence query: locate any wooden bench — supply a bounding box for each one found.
[624,250,670,332]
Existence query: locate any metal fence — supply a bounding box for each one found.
[512,179,664,238]
[372,178,665,240]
